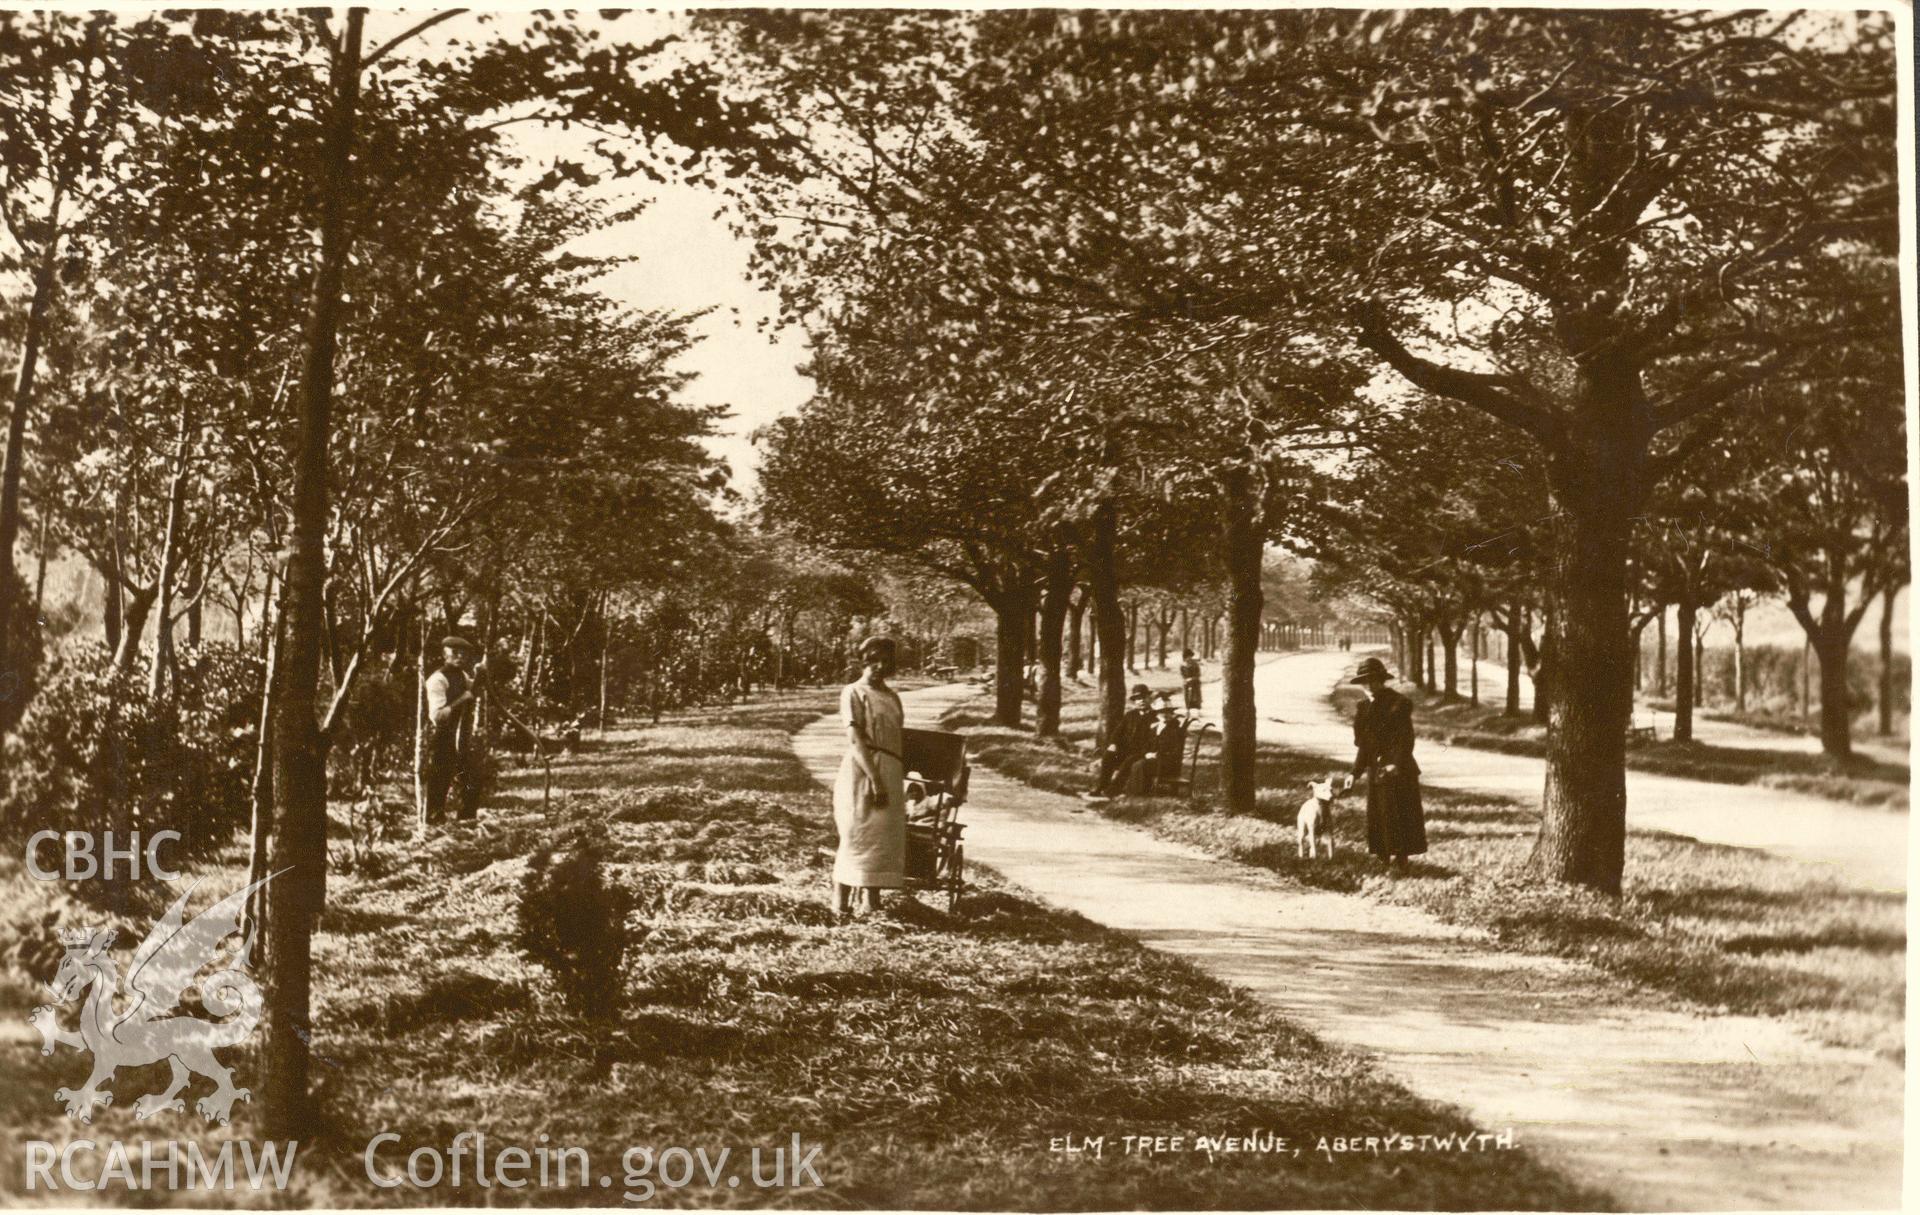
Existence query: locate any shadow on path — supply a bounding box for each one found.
[794,685,1905,1213]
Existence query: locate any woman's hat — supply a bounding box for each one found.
[857,635,896,660]
[1349,657,1392,684]
[1153,693,1175,711]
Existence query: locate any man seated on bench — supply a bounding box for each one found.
[1082,684,1154,803]
[1142,694,1188,794]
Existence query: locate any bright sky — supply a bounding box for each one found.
[395,9,814,501]
[568,183,813,501]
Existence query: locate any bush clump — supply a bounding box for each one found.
[332,669,412,788]
[514,846,631,1018]
[1,641,262,865]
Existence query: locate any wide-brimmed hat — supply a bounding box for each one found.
[857,635,896,661]
[1153,693,1175,711]
[1349,657,1391,685]
[441,634,476,653]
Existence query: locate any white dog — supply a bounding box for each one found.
[1297,779,1341,859]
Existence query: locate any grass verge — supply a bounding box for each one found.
[940,679,1904,1063]
[1404,690,1908,810]
[0,689,1601,1210]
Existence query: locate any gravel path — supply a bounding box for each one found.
[792,685,1904,1212]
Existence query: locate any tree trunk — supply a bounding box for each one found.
[1085,502,1127,750]
[1878,585,1898,736]
[1217,469,1264,816]
[1528,604,1552,727]
[1066,587,1086,679]
[1800,638,1812,723]
[241,599,280,950]
[1732,610,1746,715]
[1673,594,1696,742]
[257,563,275,659]
[1505,610,1522,715]
[1693,631,1705,709]
[1469,616,1480,705]
[32,502,51,615]
[1440,622,1461,701]
[114,587,156,671]
[414,613,430,827]
[322,588,344,685]
[1655,610,1667,697]
[261,10,363,1145]
[1035,550,1073,737]
[523,612,545,700]
[599,602,611,730]
[1527,449,1637,895]
[1025,607,1038,676]
[1126,602,1139,672]
[103,566,123,654]
[1816,633,1852,759]
[148,402,193,698]
[989,589,1032,728]
[0,246,58,695]
[1635,614,1651,690]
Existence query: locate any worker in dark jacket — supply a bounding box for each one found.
[1084,684,1153,801]
[1341,656,1426,868]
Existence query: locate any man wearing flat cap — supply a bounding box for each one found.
[424,634,484,823]
[1342,656,1426,868]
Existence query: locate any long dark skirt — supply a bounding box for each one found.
[1364,767,1427,858]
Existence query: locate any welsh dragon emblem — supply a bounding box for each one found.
[31,875,274,1126]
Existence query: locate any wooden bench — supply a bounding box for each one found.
[1626,724,1657,746]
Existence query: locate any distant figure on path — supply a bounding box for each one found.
[1342,656,1426,869]
[1180,650,1202,710]
[425,634,483,823]
[832,635,907,918]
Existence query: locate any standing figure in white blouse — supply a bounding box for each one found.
[832,635,907,918]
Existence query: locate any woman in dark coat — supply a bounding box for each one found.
[1341,657,1426,868]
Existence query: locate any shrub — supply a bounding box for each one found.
[331,669,412,787]
[0,641,261,867]
[514,847,631,1018]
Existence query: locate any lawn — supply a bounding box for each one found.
[940,677,1906,1063]
[0,689,1601,1210]
[1406,689,1909,810]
